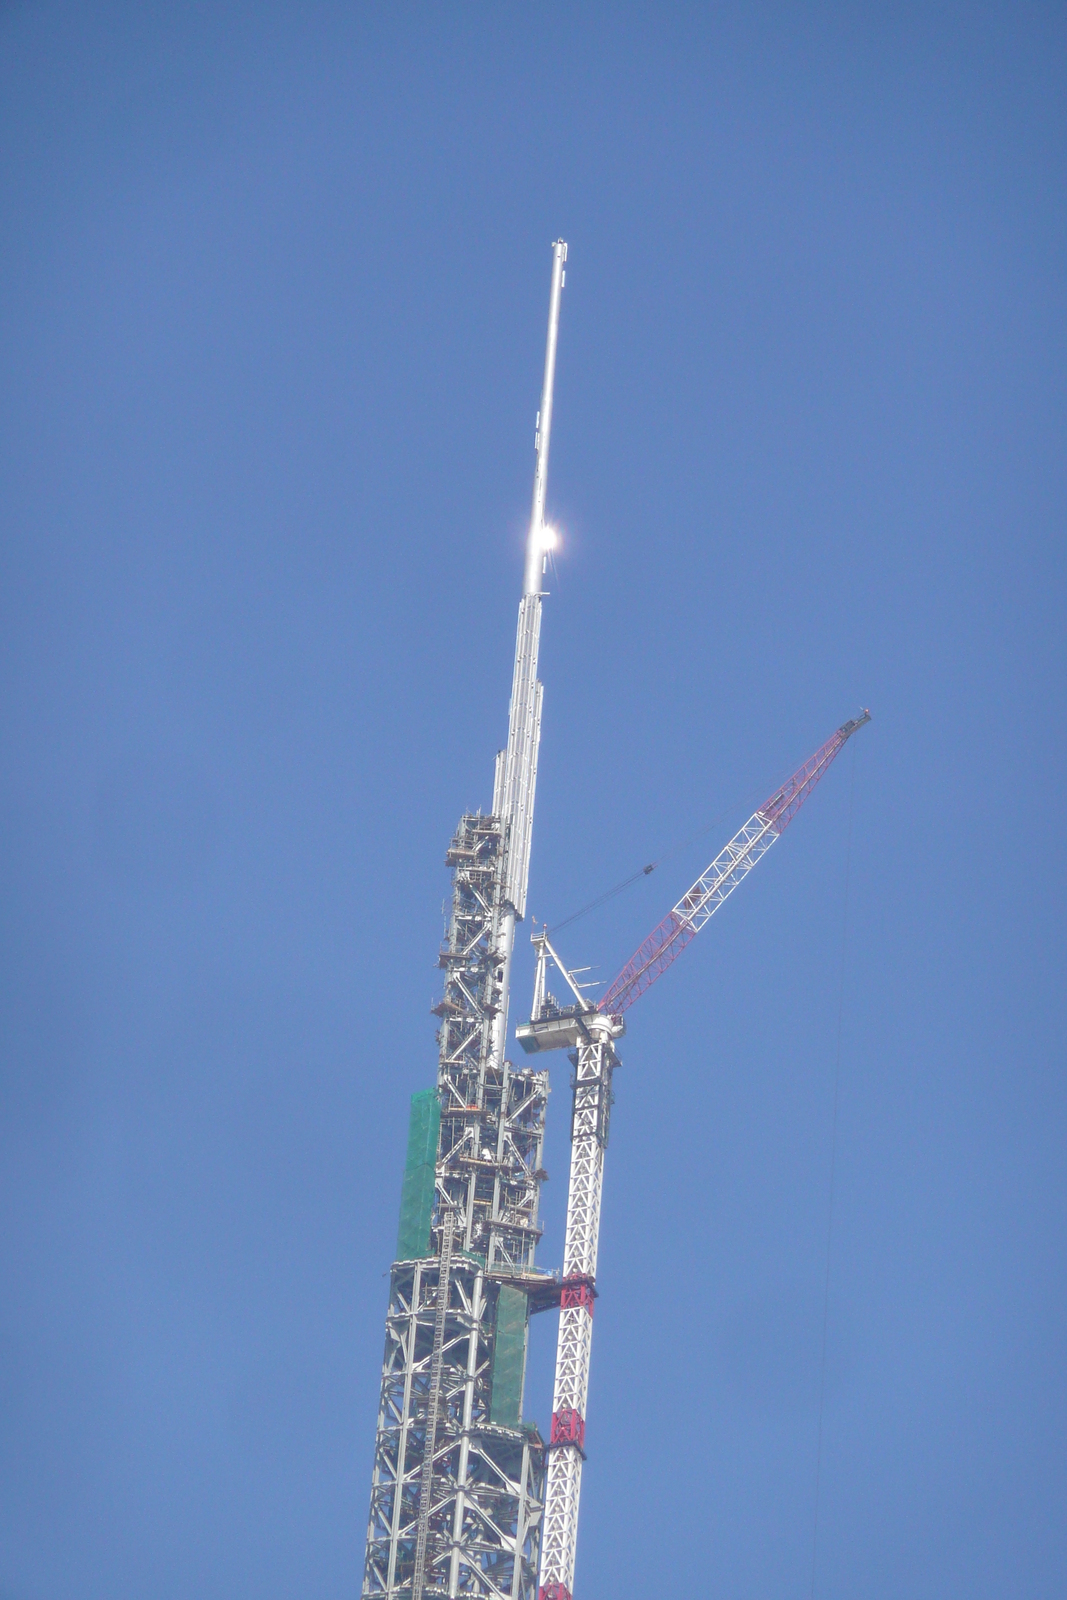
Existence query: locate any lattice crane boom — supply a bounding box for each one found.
[598,710,870,1017]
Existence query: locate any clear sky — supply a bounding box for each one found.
[1,4,1064,1597]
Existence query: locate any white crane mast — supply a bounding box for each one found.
[517,938,621,1600]
[536,1007,619,1600]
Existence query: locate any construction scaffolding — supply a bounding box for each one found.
[362,813,556,1600]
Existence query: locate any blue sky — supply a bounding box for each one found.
[1,4,1064,1597]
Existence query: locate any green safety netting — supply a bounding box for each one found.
[490,1284,528,1427]
[395,1089,440,1261]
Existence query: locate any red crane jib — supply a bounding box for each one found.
[598,712,869,1017]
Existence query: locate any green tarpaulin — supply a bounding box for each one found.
[490,1284,528,1427]
[395,1090,440,1261]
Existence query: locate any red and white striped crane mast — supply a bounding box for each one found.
[518,711,870,1600]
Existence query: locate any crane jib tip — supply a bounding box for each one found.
[839,708,872,739]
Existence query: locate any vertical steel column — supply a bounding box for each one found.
[492,238,568,1067]
[412,1211,455,1600]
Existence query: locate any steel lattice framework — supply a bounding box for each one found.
[361,242,569,1600]
[364,1250,546,1600]
[434,815,550,1276]
[538,1018,618,1600]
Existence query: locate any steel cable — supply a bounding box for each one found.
[810,736,859,1599]
[546,788,765,936]
[544,734,845,941]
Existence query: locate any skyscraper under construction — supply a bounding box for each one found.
[361,241,569,1600]
[358,241,869,1600]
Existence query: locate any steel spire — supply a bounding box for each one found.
[362,241,569,1600]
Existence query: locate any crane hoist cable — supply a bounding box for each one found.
[810,735,860,1600]
[547,731,865,941]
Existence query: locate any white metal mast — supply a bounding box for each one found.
[521,940,621,1600]
[492,237,568,1065]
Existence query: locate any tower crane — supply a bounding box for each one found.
[518,711,870,1600]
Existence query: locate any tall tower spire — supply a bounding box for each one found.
[362,243,568,1600]
[494,237,567,1060]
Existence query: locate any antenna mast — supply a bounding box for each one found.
[362,242,568,1600]
[492,237,568,1059]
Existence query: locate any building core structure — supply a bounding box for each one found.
[361,242,568,1600]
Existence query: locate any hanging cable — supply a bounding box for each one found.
[809,737,859,1599]
[546,732,853,940]
[549,861,657,933]
[547,788,764,935]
